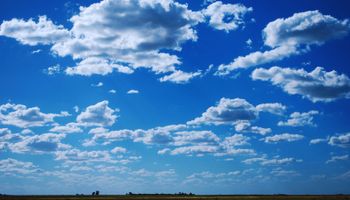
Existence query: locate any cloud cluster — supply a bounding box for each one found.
[83,123,254,157]
[0,158,40,175]
[278,110,319,127]
[187,98,285,131]
[202,1,252,32]
[76,101,118,127]
[252,66,350,102]
[328,133,350,148]
[217,10,350,74]
[0,16,69,45]
[0,0,253,84]
[262,133,304,143]
[0,103,69,128]
[243,156,300,166]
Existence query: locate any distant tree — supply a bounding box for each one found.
[96,190,100,196]
[128,192,133,195]
[92,192,96,196]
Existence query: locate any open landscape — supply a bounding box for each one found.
[1,0,350,197]
[1,195,350,200]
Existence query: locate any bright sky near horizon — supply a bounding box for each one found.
[1,0,350,195]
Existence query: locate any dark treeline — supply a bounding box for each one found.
[126,192,195,196]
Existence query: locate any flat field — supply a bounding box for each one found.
[1,195,350,200]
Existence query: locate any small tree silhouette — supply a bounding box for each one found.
[92,192,96,196]
[96,190,100,196]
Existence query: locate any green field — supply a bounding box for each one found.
[1,195,350,200]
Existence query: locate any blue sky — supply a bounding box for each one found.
[1,0,350,195]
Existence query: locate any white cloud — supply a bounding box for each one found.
[159,70,201,84]
[0,158,40,175]
[91,82,103,87]
[170,145,218,155]
[245,38,253,48]
[187,98,258,126]
[55,148,139,164]
[262,133,304,143]
[326,155,349,163]
[31,49,41,54]
[49,122,83,134]
[216,10,350,74]
[278,110,319,127]
[0,16,70,45]
[65,57,134,76]
[110,147,127,154]
[243,156,298,166]
[310,138,328,145]
[53,0,204,81]
[109,89,116,94]
[8,133,67,154]
[76,100,118,127]
[43,64,61,75]
[252,66,350,102]
[127,89,139,94]
[271,169,300,177]
[328,133,350,148]
[256,103,286,115]
[263,10,350,48]
[203,1,252,32]
[187,98,283,126]
[234,121,271,135]
[73,106,79,113]
[172,130,220,146]
[217,45,299,75]
[0,0,254,84]
[0,103,69,128]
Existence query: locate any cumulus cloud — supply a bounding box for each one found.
[0,158,40,175]
[243,156,298,166]
[252,66,350,102]
[262,133,304,143]
[234,121,271,135]
[170,145,218,155]
[172,130,220,146]
[43,64,61,75]
[53,0,205,82]
[216,10,350,74]
[0,16,69,45]
[187,98,258,126]
[159,70,201,84]
[110,146,127,154]
[263,10,350,48]
[0,0,254,84]
[8,133,68,153]
[278,110,319,127]
[0,103,69,128]
[77,100,118,127]
[203,1,252,32]
[328,133,350,148]
[256,103,286,115]
[187,98,284,126]
[84,123,253,157]
[65,57,134,76]
[55,148,139,164]
[49,123,83,134]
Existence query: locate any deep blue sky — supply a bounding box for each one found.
[0,0,350,195]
